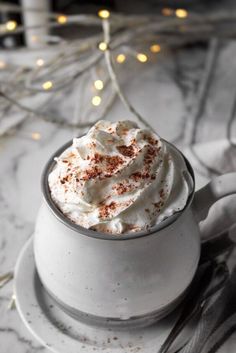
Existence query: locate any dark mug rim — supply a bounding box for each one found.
[41,139,195,241]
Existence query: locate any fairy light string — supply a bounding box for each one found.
[0,5,234,146]
[101,14,155,132]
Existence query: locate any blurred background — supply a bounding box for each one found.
[0,0,236,48]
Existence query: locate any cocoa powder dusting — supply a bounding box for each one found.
[99,201,117,219]
[153,201,165,213]
[112,182,133,195]
[130,171,150,181]
[159,188,165,199]
[144,135,158,146]
[81,153,124,181]
[60,175,70,184]
[91,152,104,164]
[130,172,142,181]
[104,155,124,174]
[82,166,102,180]
[117,145,135,158]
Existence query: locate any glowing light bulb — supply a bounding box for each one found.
[98,9,110,19]
[6,20,17,31]
[116,54,126,63]
[31,132,41,141]
[94,80,104,90]
[57,15,67,24]
[42,81,53,90]
[136,53,148,63]
[175,9,188,18]
[150,44,161,53]
[31,36,38,43]
[0,60,6,69]
[92,96,101,106]
[162,8,174,16]
[36,58,44,67]
[98,42,108,51]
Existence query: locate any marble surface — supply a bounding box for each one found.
[0,38,236,353]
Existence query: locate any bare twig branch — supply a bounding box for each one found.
[226,94,236,147]
[0,88,117,137]
[102,19,155,132]
[184,38,219,145]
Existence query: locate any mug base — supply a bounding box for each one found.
[43,281,188,329]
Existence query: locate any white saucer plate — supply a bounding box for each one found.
[14,237,194,353]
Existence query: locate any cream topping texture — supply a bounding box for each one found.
[48,120,192,234]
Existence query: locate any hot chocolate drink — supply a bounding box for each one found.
[48,120,192,234]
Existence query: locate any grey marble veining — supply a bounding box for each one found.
[0,40,236,353]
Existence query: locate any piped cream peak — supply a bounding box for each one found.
[48,120,192,234]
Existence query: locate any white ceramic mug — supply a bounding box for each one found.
[34,140,236,328]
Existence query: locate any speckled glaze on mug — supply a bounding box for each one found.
[34,140,236,328]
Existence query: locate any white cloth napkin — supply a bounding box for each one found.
[178,262,236,353]
[184,139,236,240]
[176,139,236,353]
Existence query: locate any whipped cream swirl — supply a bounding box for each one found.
[48,120,192,234]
